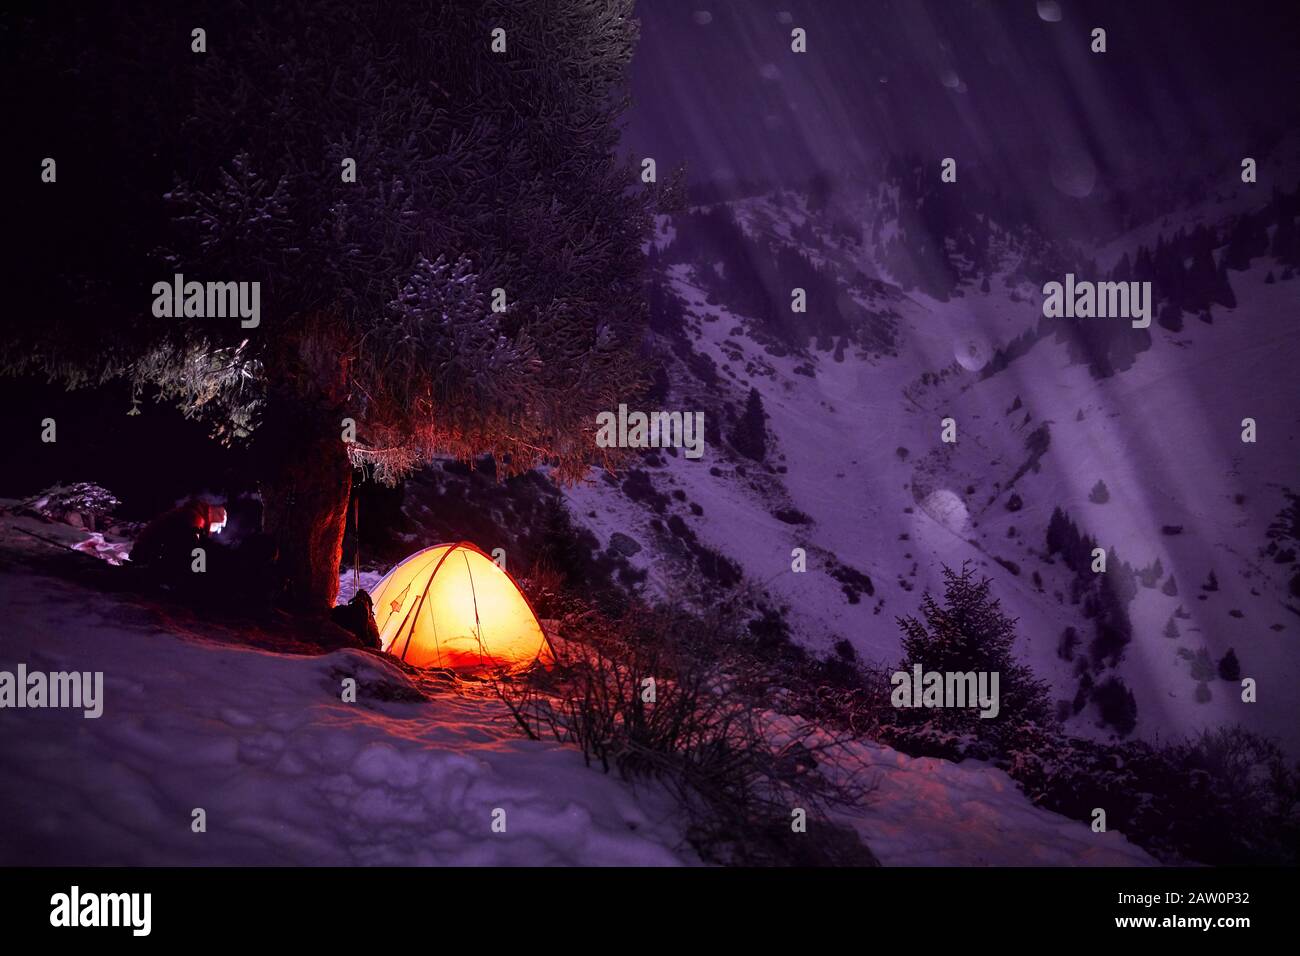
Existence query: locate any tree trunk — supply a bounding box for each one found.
[259,426,352,613]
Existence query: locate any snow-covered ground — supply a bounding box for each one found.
[0,519,1154,865]
[842,743,1152,866]
[0,540,690,866]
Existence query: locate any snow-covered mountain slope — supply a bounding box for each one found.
[0,519,1153,866]
[560,181,1300,754]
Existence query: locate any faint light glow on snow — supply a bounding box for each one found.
[920,489,970,535]
[692,10,712,26]
[1050,150,1098,198]
[954,335,992,372]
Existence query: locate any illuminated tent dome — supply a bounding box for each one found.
[369,542,552,673]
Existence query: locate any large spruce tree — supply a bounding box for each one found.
[4,1,662,610]
[896,564,1055,736]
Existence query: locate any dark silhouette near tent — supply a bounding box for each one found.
[132,499,283,611]
[130,498,223,578]
[331,590,382,651]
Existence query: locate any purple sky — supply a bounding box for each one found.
[625,0,1300,197]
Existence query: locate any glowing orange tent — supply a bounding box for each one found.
[369,542,552,673]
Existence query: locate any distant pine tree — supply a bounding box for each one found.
[1186,244,1218,311]
[1191,647,1217,681]
[1057,626,1079,660]
[1137,556,1164,588]
[1163,616,1180,639]
[1271,208,1298,265]
[729,387,768,461]
[1214,259,1237,308]
[1111,251,1132,282]
[1133,245,1155,282]
[1218,648,1242,681]
[1046,506,1070,556]
[1158,301,1184,332]
[1089,480,1110,504]
[1090,675,1138,736]
[1223,213,1270,270]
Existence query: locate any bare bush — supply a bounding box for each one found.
[494,603,878,866]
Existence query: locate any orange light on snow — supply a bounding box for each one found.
[368,542,552,673]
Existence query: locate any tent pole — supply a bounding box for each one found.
[352,497,360,591]
[462,550,487,668]
[402,549,454,668]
